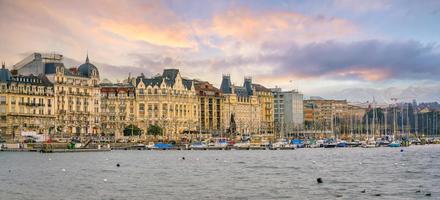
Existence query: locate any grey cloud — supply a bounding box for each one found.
[264,40,440,81]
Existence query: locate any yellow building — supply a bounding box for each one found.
[14,53,101,138]
[0,64,55,141]
[194,80,223,137]
[131,69,198,140]
[220,75,261,137]
[100,82,136,139]
[253,83,274,135]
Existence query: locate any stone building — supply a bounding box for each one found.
[13,53,101,138]
[194,80,223,137]
[220,75,262,137]
[130,69,198,140]
[0,63,55,140]
[100,82,136,139]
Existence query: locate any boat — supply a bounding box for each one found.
[291,139,305,148]
[323,139,337,148]
[377,140,390,147]
[152,143,173,150]
[146,142,155,149]
[361,139,376,148]
[347,140,361,147]
[190,141,208,149]
[271,138,291,149]
[388,141,401,147]
[336,140,348,148]
[233,141,251,149]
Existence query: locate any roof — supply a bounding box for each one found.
[252,83,271,92]
[194,80,222,96]
[135,69,192,90]
[220,75,232,94]
[78,55,99,77]
[0,67,12,83]
[12,74,53,86]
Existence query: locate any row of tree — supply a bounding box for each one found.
[123,124,163,136]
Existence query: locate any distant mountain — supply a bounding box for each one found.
[317,86,440,103]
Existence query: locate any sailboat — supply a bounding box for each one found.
[362,100,376,148]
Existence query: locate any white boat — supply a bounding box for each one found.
[146,142,155,149]
[233,142,250,148]
[361,138,376,148]
[190,141,208,149]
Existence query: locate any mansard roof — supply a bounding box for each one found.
[12,74,53,86]
[252,83,271,92]
[135,69,192,90]
[0,67,12,83]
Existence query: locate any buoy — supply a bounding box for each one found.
[400,149,404,152]
[425,193,431,196]
[416,190,421,193]
[61,168,66,172]
[374,194,381,196]
[361,189,366,193]
[359,162,362,165]
[103,179,107,182]
[48,158,52,161]
[116,163,120,167]
[182,157,185,160]
[317,178,323,184]
[215,158,219,160]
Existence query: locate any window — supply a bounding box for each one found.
[139,103,145,114]
[0,96,6,104]
[139,89,144,95]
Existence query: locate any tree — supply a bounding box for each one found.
[123,125,142,136]
[147,124,163,136]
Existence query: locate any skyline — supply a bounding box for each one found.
[1,0,440,102]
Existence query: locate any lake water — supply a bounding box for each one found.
[1,146,439,200]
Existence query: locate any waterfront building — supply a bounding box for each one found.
[252,82,275,136]
[100,82,136,139]
[304,98,366,138]
[194,80,223,137]
[130,69,198,140]
[220,75,262,138]
[270,87,303,137]
[0,63,55,140]
[304,98,348,133]
[13,53,101,138]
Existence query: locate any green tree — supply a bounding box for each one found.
[123,125,142,136]
[147,124,163,136]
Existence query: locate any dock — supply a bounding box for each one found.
[40,148,111,153]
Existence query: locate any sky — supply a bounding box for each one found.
[1,0,440,103]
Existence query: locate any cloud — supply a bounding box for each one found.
[333,0,391,13]
[193,7,358,53]
[259,40,440,81]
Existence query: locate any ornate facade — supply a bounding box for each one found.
[13,53,101,138]
[0,63,55,140]
[220,75,261,137]
[194,80,223,136]
[131,69,198,140]
[100,82,136,139]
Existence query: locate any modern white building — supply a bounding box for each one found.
[271,87,304,136]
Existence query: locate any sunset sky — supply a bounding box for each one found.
[1,0,439,102]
